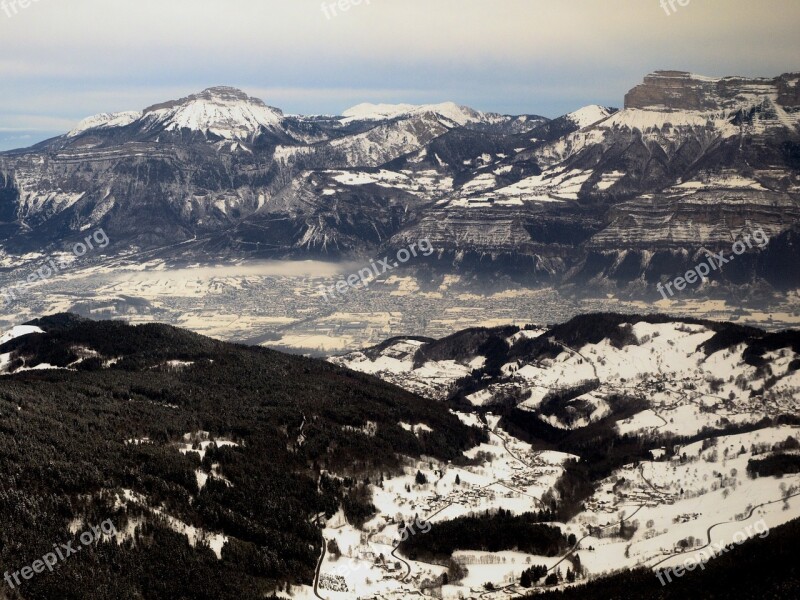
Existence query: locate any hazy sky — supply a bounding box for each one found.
[1,0,798,150]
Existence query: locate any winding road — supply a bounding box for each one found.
[312,539,326,600]
[648,489,800,570]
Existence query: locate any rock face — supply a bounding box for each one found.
[0,72,798,299]
[624,71,800,112]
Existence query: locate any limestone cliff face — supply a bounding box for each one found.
[0,74,798,298]
[776,73,800,108]
[389,71,800,293]
[624,70,800,112]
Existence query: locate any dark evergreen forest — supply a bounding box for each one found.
[0,314,485,599]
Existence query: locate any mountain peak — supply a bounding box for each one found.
[67,110,143,137]
[143,86,274,112]
[341,101,486,126]
[68,87,285,141]
[566,105,615,128]
[142,86,284,139]
[199,86,252,99]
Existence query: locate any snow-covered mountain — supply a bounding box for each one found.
[332,315,800,437]
[139,86,285,139]
[0,71,798,298]
[68,111,143,137]
[69,87,288,144]
[66,87,287,141]
[564,105,615,129]
[390,71,800,292]
[2,311,798,598]
[326,313,800,597]
[340,101,498,127]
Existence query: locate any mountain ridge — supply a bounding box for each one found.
[0,70,798,299]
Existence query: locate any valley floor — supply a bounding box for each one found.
[0,257,797,356]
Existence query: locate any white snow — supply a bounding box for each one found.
[567,105,614,128]
[340,101,488,126]
[596,171,625,191]
[454,167,592,205]
[144,87,284,140]
[68,111,142,137]
[177,432,240,462]
[330,170,411,187]
[341,103,421,121]
[326,318,800,597]
[330,339,474,400]
[114,488,229,559]
[0,325,44,346]
[399,422,433,437]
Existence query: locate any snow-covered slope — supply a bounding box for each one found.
[330,338,479,399]
[537,72,800,169]
[65,87,287,142]
[1,71,798,298]
[141,86,284,139]
[67,111,143,137]
[0,324,44,345]
[0,324,45,374]
[341,101,492,126]
[333,315,800,437]
[565,105,614,128]
[326,314,800,597]
[341,103,421,121]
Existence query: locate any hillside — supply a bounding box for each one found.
[0,314,484,599]
[1,313,798,599]
[326,313,800,597]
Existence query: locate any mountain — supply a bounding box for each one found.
[0,313,484,599]
[3,312,797,598]
[393,71,800,292]
[339,101,499,127]
[332,313,800,432]
[329,314,800,594]
[67,87,287,141]
[0,72,798,298]
[0,86,530,256]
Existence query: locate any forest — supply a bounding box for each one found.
[398,508,568,561]
[0,313,485,598]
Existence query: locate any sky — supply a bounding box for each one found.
[0,0,798,150]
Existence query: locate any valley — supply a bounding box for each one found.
[0,258,798,357]
[2,2,798,598]
[322,316,800,598]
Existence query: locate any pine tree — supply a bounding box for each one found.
[520,570,532,588]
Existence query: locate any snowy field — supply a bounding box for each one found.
[326,319,800,598]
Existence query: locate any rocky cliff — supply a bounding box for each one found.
[0,72,798,299]
[624,70,800,112]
